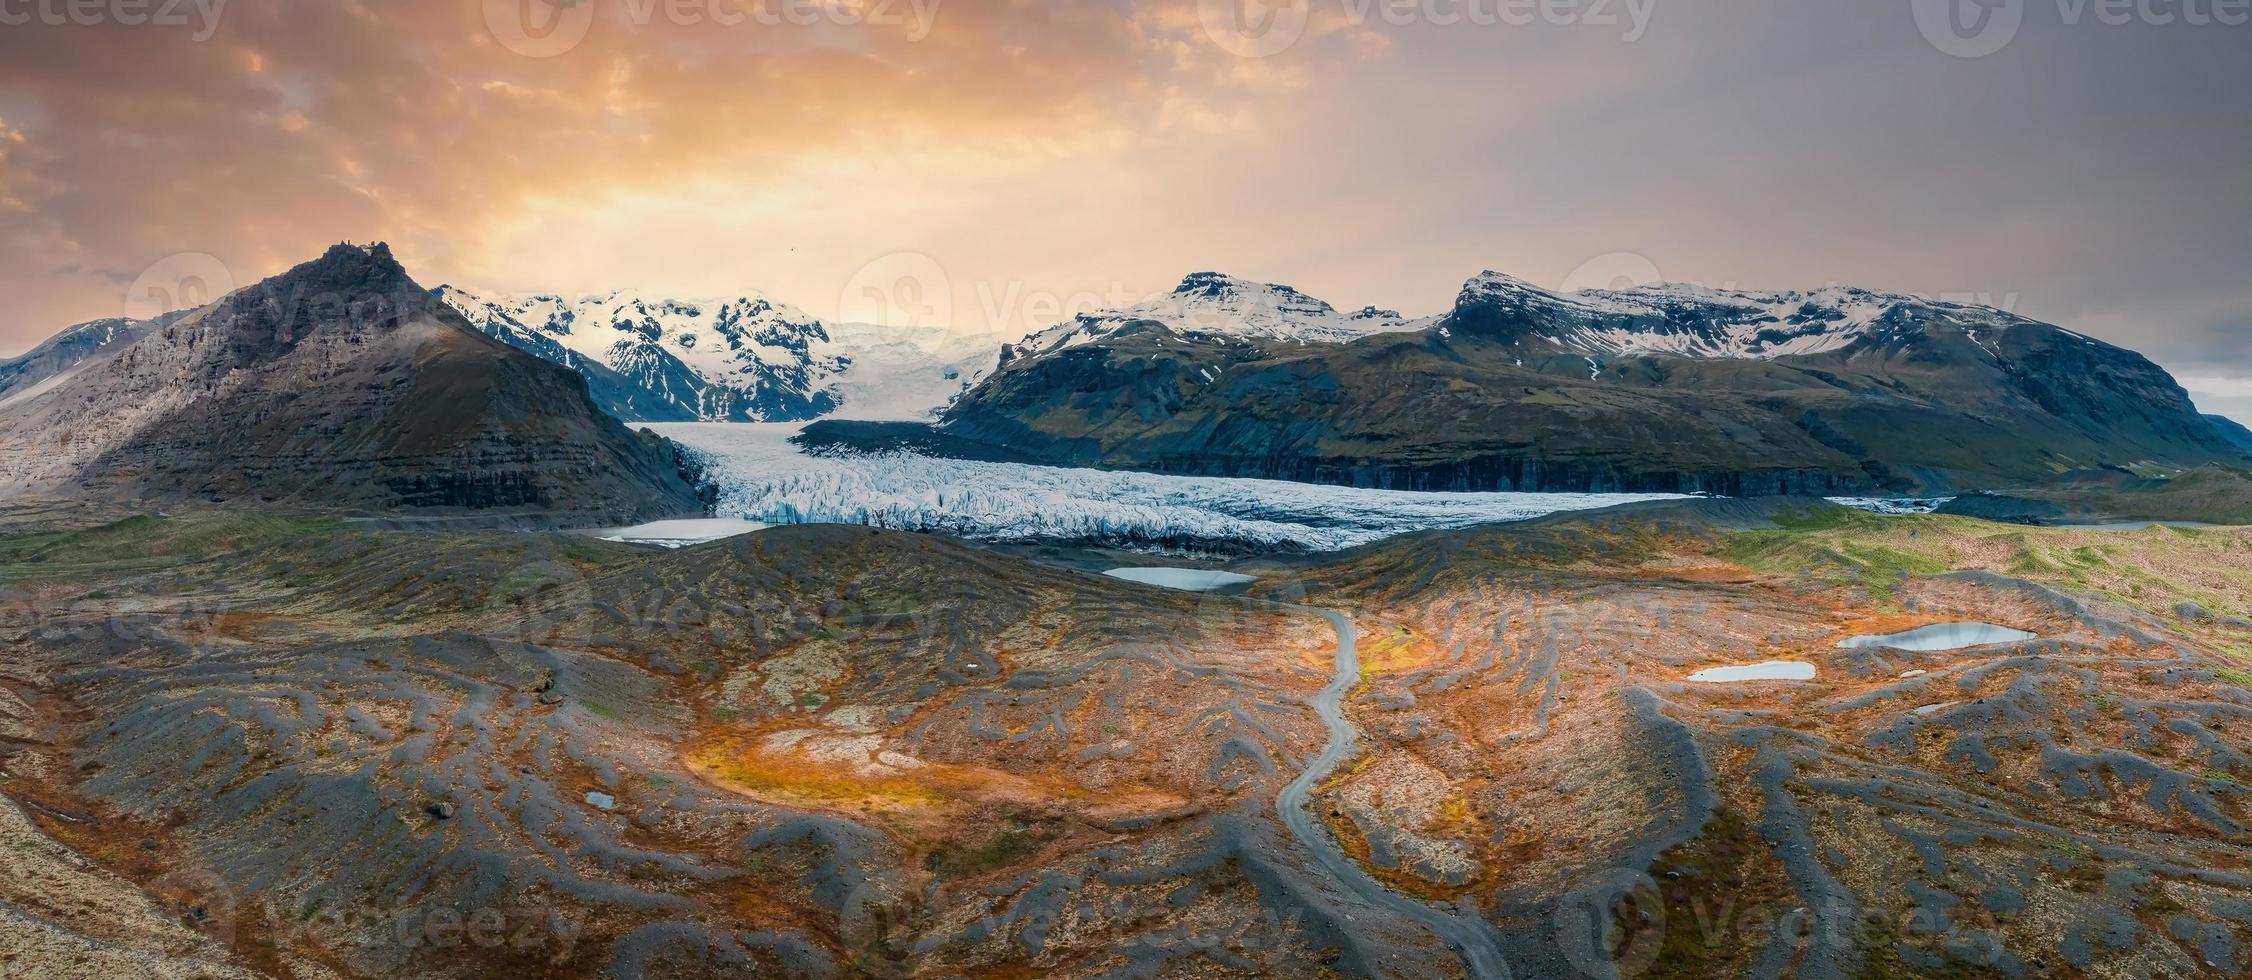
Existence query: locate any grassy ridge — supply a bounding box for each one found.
[1720,509,2252,656]
[0,511,341,582]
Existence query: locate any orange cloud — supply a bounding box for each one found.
[0,0,1360,345]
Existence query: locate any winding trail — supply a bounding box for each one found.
[1277,607,1513,980]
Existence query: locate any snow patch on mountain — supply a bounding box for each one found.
[1019,272,1428,356]
[436,287,1000,422]
[1451,271,2036,360]
[656,422,1689,552]
[819,321,1009,422]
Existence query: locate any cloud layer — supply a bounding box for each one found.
[2,1,2245,419]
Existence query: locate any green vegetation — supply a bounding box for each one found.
[1720,510,2252,621]
[2018,463,2252,525]
[0,511,339,582]
[2213,667,2252,692]
[922,824,1057,880]
[1720,513,1956,603]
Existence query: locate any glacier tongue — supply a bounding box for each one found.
[655,423,1692,552]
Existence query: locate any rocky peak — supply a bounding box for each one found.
[204,242,440,361]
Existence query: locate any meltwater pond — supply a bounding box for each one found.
[1839,622,2035,652]
[1103,568,1259,593]
[595,517,769,548]
[1688,661,1818,683]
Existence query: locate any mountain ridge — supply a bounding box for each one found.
[436,285,1002,423]
[0,243,712,523]
[817,269,2251,496]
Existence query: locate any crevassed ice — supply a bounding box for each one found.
[1828,497,1956,515]
[654,423,1693,552]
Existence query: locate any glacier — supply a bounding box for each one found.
[1827,496,1957,515]
[654,423,1693,552]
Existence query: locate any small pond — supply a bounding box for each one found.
[1839,622,2035,652]
[1687,661,1818,683]
[595,517,770,548]
[1103,567,1259,593]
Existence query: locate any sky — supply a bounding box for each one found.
[1,0,2247,419]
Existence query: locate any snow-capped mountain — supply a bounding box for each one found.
[0,311,190,408]
[435,287,1003,424]
[1444,271,2039,360]
[1015,272,1422,358]
[930,266,2250,495]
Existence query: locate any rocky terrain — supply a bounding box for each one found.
[0,245,711,525]
[1936,465,2252,526]
[1248,502,2252,977]
[4,254,2249,979]
[1,496,2248,977]
[0,311,188,406]
[864,272,2248,495]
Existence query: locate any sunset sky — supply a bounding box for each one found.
[1,1,2247,418]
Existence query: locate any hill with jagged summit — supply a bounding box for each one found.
[0,243,709,523]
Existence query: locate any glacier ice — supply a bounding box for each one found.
[655,423,1693,552]
[1827,496,1956,515]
